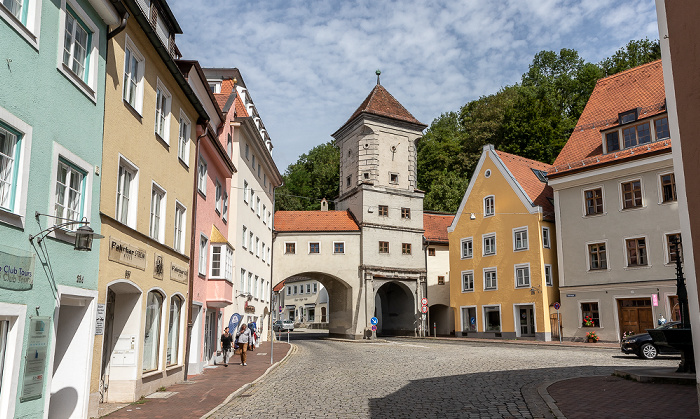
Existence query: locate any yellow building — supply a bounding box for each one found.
[88,0,211,412]
[448,145,559,341]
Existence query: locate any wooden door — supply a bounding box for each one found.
[618,299,653,336]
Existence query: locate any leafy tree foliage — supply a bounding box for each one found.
[600,38,661,77]
[275,141,339,211]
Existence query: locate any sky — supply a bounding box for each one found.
[169,0,660,173]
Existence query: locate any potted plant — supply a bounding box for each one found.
[586,331,599,343]
[583,315,595,327]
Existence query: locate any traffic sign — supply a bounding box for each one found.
[554,302,561,310]
[421,298,428,306]
[421,305,428,314]
[279,306,283,313]
[370,317,378,325]
[371,325,377,331]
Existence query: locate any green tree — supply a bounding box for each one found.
[423,171,469,213]
[275,141,339,211]
[600,38,661,77]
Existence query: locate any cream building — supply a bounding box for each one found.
[276,276,329,327]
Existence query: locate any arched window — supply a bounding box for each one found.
[143,290,164,372]
[167,295,183,366]
[227,133,232,158]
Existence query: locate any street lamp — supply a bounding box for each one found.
[29,212,104,251]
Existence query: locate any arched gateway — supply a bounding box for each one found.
[273,79,429,338]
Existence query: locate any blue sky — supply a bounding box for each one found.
[169,0,660,173]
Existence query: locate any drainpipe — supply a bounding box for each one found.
[423,235,428,338]
[107,11,129,40]
[183,120,208,381]
[269,185,278,365]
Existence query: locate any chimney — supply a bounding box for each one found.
[321,198,328,211]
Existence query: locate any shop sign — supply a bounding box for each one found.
[95,303,106,335]
[20,316,51,402]
[108,237,146,270]
[170,262,188,284]
[153,253,164,280]
[0,246,35,291]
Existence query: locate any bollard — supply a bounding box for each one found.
[433,322,437,337]
[287,329,290,343]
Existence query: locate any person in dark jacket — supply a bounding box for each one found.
[220,327,233,366]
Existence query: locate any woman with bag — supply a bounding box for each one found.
[236,323,252,366]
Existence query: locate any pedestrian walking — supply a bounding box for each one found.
[220,327,233,366]
[237,323,252,366]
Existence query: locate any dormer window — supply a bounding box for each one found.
[208,81,221,94]
[623,123,650,148]
[604,115,667,154]
[618,109,638,125]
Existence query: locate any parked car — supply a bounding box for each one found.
[621,321,682,359]
[273,320,294,332]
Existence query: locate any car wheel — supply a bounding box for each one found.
[640,343,658,359]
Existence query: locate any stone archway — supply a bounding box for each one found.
[428,303,454,336]
[374,281,416,336]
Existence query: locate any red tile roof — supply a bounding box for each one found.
[550,60,668,177]
[221,78,235,96]
[495,150,554,220]
[423,213,454,243]
[274,210,360,232]
[213,93,229,111]
[342,84,426,129]
[234,91,249,118]
[273,280,285,292]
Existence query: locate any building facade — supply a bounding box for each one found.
[90,0,209,411]
[276,276,329,327]
[548,60,679,342]
[449,145,559,341]
[424,212,455,336]
[0,0,118,417]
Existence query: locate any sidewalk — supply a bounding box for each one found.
[395,334,621,350]
[102,341,291,418]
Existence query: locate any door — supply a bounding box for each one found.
[519,307,535,336]
[618,299,654,336]
[99,290,116,402]
[203,311,216,363]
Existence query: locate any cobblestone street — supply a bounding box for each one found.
[210,335,679,418]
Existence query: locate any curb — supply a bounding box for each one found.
[392,335,620,350]
[200,343,296,419]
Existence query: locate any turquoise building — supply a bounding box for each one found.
[0,0,119,417]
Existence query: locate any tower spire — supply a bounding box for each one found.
[376,69,381,85]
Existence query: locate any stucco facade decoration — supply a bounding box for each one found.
[89,0,209,413]
[203,68,283,342]
[424,212,455,336]
[548,60,680,343]
[274,80,429,339]
[274,277,329,328]
[0,0,118,417]
[449,145,559,341]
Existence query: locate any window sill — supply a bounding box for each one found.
[461,290,474,293]
[333,253,345,255]
[141,369,163,379]
[123,99,143,119]
[513,248,529,252]
[583,212,607,218]
[0,7,39,50]
[484,288,497,292]
[620,206,646,212]
[155,132,170,148]
[0,207,25,229]
[165,364,182,372]
[58,64,97,104]
[658,200,677,206]
[515,285,530,289]
[178,155,190,169]
[460,256,473,260]
[586,268,610,273]
[624,264,652,271]
[482,253,496,257]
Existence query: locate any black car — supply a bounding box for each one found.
[620,321,682,359]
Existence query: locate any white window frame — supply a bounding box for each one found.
[308,242,320,254]
[619,177,646,211]
[482,304,502,333]
[513,226,529,252]
[240,269,246,293]
[585,239,610,272]
[250,190,255,211]
[255,236,260,257]
[484,195,495,217]
[122,34,145,114]
[241,225,247,249]
[57,0,100,101]
[215,179,222,214]
[149,181,166,243]
[0,0,43,49]
[482,233,496,256]
[222,190,228,222]
[173,201,186,253]
[210,243,233,280]
[0,98,33,229]
[116,155,139,228]
[663,230,682,265]
[261,242,266,262]
[542,226,551,249]
[460,237,473,259]
[178,110,191,166]
[286,286,291,296]
[623,234,651,269]
[256,196,261,217]
[267,247,271,265]
[545,264,553,286]
[48,143,93,238]
[198,233,208,275]
[142,288,166,373]
[333,241,345,254]
[460,305,478,332]
[461,270,474,293]
[0,302,27,419]
[514,263,531,288]
[166,294,185,367]
[581,185,606,217]
[154,78,172,143]
[262,204,267,224]
[657,170,677,205]
[483,267,497,291]
[243,180,249,203]
[197,155,207,195]
[249,231,254,253]
[313,283,318,293]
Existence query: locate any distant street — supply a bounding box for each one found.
[211,331,678,418]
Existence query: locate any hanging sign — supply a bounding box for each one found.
[21,316,51,402]
[652,294,659,307]
[0,246,35,291]
[228,313,242,333]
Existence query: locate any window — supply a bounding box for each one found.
[241,226,247,249]
[286,286,291,296]
[256,196,261,217]
[483,233,496,256]
[198,234,208,275]
[588,243,607,270]
[402,243,411,255]
[667,233,681,264]
[461,238,473,259]
[174,202,185,252]
[379,241,389,253]
[178,113,190,163]
[247,272,252,294]
[623,122,651,148]
[309,242,319,254]
[197,156,207,195]
[0,317,8,393]
[257,164,261,178]
[222,191,228,221]
[428,248,435,256]
[484,306,501,332]
[1,0,42,47]
[54,159,85,223]
[211,245,222,277]
[333,242,344,254]
[250,191,255,210]
[661,173,677,203]
[262,204,267,223]
[484,268,497,290]
[62,6,91,82]
[542,227,550,249]
[255,236,260,257]
[252,154,256,170]
[143,291,164,372]
[461,271,474,292]
[227,134,232,158]
[285,242,296,254]
[261,243,266,262]
[116,158,137,227]
[390,173,398,184]
[621,180,642,209]
[208,81,221,94]
[155,83,173,140]
[245,143,249,160]
[154,9,170,49]
[0,122,22,212]
[149,184,165,242]
[166,296,182,366]
[584,188,603,215]
[581,302,600,327]
[606,131,620,152]
[484,196,495,216]
[210,245,234,280]
[313,283,318,293]
[215,180,222,214]
[378,205,388,216]
[619,109,638,125]
[401,208,410,219]
[513,227,528,251]
[243,180,249,203]
[515,264,530,288]
[240,269,246,293]
[248,232,253,252]
[306,284,311,293]
[545,265,553,286]
[655,117,670,140]
[626,237,647,266]
[123,36,145,112]
[254,276,259,298]
[293,285,297,294]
